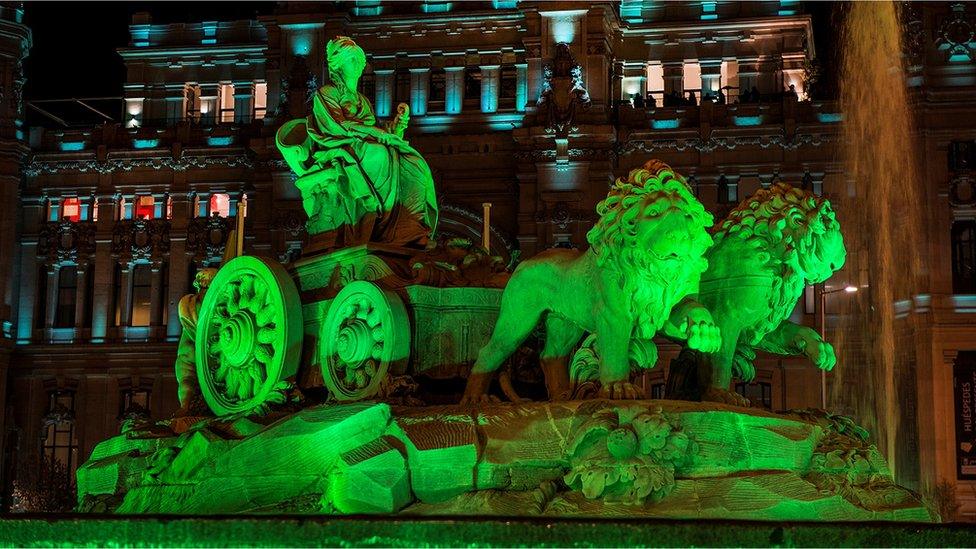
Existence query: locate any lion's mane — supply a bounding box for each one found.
[586,160,714,338]
[713,182,838,269]
[587,160,714,274]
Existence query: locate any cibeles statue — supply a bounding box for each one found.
[174,268,218,415]
[462,161,721,403]
[277,36,438,249]
[666,183,847,405]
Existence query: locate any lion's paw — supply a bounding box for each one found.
[598,381,644,400]
[702,387,751,407]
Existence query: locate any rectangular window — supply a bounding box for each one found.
[394,70,410,106]
[254,81,267,120]
[42,390,78,483]
[135,196,154,220]
[949,140,975,172]
[61,198,81,222]
[200,96,217,125]
[218,83,235,123]
[209,193,230,217]
[429,69,446,104]
[54,265,77,328]
[952,220,976,294]
[464,67,481,107]
[130,263,152,327]
[119,387,152,418]
[734,381,772,409]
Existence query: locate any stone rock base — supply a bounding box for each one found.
[77,400,936,522]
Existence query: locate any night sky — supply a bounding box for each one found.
[23,2,276,101]
[22,1,839,102]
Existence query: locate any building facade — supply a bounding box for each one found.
[1,0,975,518]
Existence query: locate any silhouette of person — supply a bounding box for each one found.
[687,90,697,106]
[716,89,726,104]
[647,92,657,109]
[750,86,761,103]
[785,84,798,100]
[633,93,645,109]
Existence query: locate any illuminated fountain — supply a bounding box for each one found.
[70,32,936,526]
[831,0,925,485]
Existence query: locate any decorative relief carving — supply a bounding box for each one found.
[537,43,591,134]
[186,215,235,261]
[37,220,96,264]
[112,219,171,262]
[534,201,595,231]
[936,3,975,63]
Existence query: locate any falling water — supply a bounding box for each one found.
[832,0,925,479]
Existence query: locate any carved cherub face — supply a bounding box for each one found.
[194,268,218,294]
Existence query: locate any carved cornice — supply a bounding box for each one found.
[618,132,838,155]
[25,154,254,177]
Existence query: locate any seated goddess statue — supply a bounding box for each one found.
[276,36,439,249]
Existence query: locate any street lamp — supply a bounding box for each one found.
[818,284,858,409]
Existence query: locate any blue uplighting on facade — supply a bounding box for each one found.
[733,115,762,126]
[59,141,86,151]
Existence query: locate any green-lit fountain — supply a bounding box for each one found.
[74,33,935,527]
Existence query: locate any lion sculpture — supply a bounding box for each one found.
[671,183,847,405]
[461,160,721,403]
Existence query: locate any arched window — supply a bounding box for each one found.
[209,193,230,218]
[61,198,81,222]
[952,220,976,294]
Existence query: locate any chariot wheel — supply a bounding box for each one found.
[319,281,410,401]
[195,256,303,415]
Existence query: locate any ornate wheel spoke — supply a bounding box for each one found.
[319,281,410,401]
[196,256,303,416]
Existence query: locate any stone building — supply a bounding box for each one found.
[0,1,974,518]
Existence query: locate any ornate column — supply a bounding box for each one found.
[373,69,394,118]
[480,65,500,113]
[409,68,429,116]
[444,66,465,114]
[515,63,528,111]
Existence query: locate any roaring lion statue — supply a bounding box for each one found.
[461,160,721,403]
[670,183,847,405]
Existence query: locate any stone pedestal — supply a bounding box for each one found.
[77,400,936,522]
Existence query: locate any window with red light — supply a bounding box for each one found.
[61,198,81,222]
[135,196,154,220]
[209,193,230,217]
